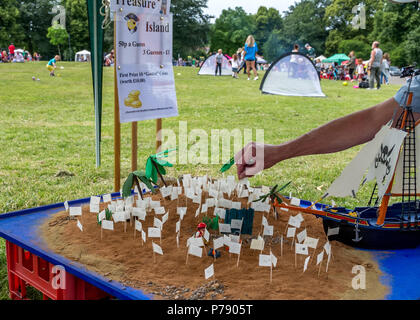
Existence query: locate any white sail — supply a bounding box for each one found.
[391,126,420,194]
[325,125,391,198]
[365,128,407,200]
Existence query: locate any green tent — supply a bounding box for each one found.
[322,53,350,64]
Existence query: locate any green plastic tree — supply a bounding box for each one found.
[145,148,177,187]
[122,170,157,199]
[220,157,235,173]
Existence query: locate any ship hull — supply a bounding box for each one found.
[322,218,420,249]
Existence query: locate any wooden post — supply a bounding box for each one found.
[156,118,162,152]
[113,18,121,192]
[132,122,138,172]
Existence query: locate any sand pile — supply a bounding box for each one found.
[40,189,388,300]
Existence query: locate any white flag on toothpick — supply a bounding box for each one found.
[327,227,340,236]
[204,264,214,280]
[295,243,309,255]
[188,245,203,258]
[290,197,301,206]
[102,220,114,231]
[213,237,224,250]
[152,242,163,255]
[262,216,268,227]
[148,227,161,238]
[219,223,231,234]
[142,230,146,243]
[132,207,146,221]
[229,242,241,255]
[324,241,331,256]
[287,227,296,238]
[270,250,278,268]
[203,229,210,242]
[175,220,180,233]
[154,207,165,215]
[304,237,319,249]
[154,217,163,230]
[77,220,83,232]
[231,219,243,230]
[250,238,264,251]
[214,207,226,219]
[135,220,142,232]
[297,229,307,243]
[288,215,301,228]
[263,225,274,236]
[103,194,112,203]
[69,207,82,217]
[259,254,272,267]
[90,204,100,213]
[303,256,310,272]
[64,201,69,211]
[162,212,169,224]
[195,205,201,218]
[317,251,324,265]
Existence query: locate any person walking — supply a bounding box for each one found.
[381,53,391,85]
[367,41,383,90]
[305,43,316,60]
[215,49,223,76]
[346,51,356,80]
[244,35,259,81]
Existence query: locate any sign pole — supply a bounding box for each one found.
[113,17,121,192]
[156,118,162,152]
[132,122,138,171]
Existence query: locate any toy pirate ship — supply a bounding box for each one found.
[276,67,420,249]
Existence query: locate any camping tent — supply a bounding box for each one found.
[260,52,325,97]
[322,53,350,64]
[75,50,91,62]
[198,53,232,76]
[315,55,326,61]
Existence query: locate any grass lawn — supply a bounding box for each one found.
[0,61,400,299]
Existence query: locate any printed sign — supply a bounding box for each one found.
[115,11,178,123]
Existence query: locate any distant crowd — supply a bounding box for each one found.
[0,43,41,63]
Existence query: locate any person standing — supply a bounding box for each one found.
[215,49,223,76]
[8,43,15,61]
[346,51,356,80]
[46,55,60,76]
[230,54,240,79]
[368,41,383,90]
[244,35,258,81]
[381,53,391,85]
[305,43,316,60]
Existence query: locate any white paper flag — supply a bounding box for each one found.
[177,207,187,216]
[102,220,114,231]
[297,229,307,243]
[324,242,331,255]
[250,238,264,251]
[90,196,101,206]
[262,216,268,227]
[287,227,296,238]
[148,227,161,238]
[214,207,226,219]
[203,229,210,242]
[231,202,241,210]
[150,200,161,208]
[317,251,324,265]
[113,212,126,223]
[152,242,163,255]
[175,220,180,233]
[288,215,301,228]
[270,250,278,268]
[263,225,274,236]
[304,237,319,249]
[154,217,163,230]
[103,194,112,203]
[64,201,69,211]
[259,254,272,267]
[295,213,304,222]
[69,207,82,217]
[142,230,146,243]
[229,242,241,255]
[90,204,100,214]
[213,237,224,250]
[154,207,165,215]
[204,264,214,280]
[77,219,83,232]
[201,204,208,213]
[295,243,309,255]
[170,189,178,201]
[132,207,146,220]
[206,198,215,208]
[98,210,106,222]
[188,245,203,258]
[231,219,243,230]
[229,234,240,243]
[162,212,169,224]
[135,220,142,232]
[303,256,311,272]
[290,197,301,206]
[160,186,172,198]
[219,223,231,234]
[327,227,340,236]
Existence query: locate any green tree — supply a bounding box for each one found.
[254,6,282,56]
[18,0,58,58]
[0,0,25,48]
[209,7,256,56]
[171,0,211,58]
[262,31,289,62]
[62,0,89,58]
[47,22,69,57]
[281,0,330,55]
[337,38,371,60]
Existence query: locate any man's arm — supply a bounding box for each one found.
[236,98,402,179]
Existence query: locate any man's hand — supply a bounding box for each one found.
[234,142,279,179]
